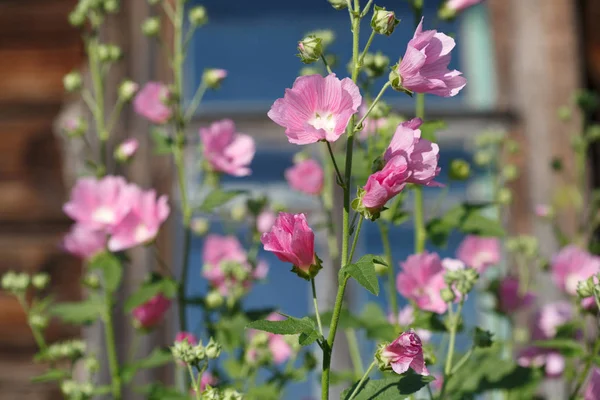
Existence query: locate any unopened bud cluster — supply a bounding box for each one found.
[69,0,120,27]
[39,340,87,363]
[362,52,389,78]
[577,274,600,299]
[371,6,399,36]
[172,336,221,365]
[444,267,478,296]
[61,379,94,400]
[2,271,50,294]
[506,235,539,258]
[203,387,244,400]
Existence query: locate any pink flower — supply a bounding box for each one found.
[397,18,466,97]
[534,301,573,340]
[517,348,565,378]
[446,0,484,12]
[380,331,429,375]
[133,82,172,124]
[391,305,432,342]
[535,204,552,218]
[62,224,106,259]
[397,252,448,314]
[256,210,277,234]
[497,276,535,313]
[175,331,197,346]
[551,245,600,295]
[199,372,218,392]
[201,235,250,294]
[107,187,170,252]
[261,212,317,278]
[247,313,293,365]
[267,74,362,145]
[362,119,440,210]
[252,260,269,280]
[456,235,501,273]
[200,119,255,177]
[358,104,387,140]
[132,294,171,329]
[63,176,136,230]
[585,368,600,400]
[115,138,139,162]
[285,159,324,195]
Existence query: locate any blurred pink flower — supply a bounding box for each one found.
[585,367,600,400]
[115,138,139,162]
[446,0,483,12]
[199,371,218,392]
[200,119,255,177]
[391,305,432,342]
[108,187,170,251]
[497,276,535,313]
[285,159,324,195]
[261,212,316,276]
[133,82,172,124]
[534,301,573,340]
[201,235,250,293]
[358,104,387,140]
[256,210,277,234]
[132,294,171,329]
[252,260,269,280]
[63,176,136,230]
[247,313,293,365]
[551,245,600,296]
[267,74,362,144]
[518,348,565,378]
[62,224,106,259]
[175,331,197,346]
[456,235,501,273]
[397,252,448,314]
[535,204,552,218]
[397,18,466,97]
[381,331,429,375]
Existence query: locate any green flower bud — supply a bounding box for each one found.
[103,0,119,13]
[202,68,228,90]
[189,6,208,27]
[505,140,520,154]
[63,71,83,92]
[31,273,50,290]
[440,287,456,303]
[230,204,247,222]
[205,290,224,309]
[29,314,48,330]
[13,273,30,291]
[205,337,222,359]
[388,66,407,94]
[306,29,335,49]
[577,278,595,299]
[61,380,77,396]
[192,343,206,362]
[300,66,321,76]
[142,17,161,37]
[222,388,243,400]
[371,6,399,36]
[375,342,392,371]
[328,0,347,10]
[473,150,493,167]
[118,80,139,102]
[97,44,111,62]
[502,165,519,182]
[297,36,323,64]
[374,260,389,276]
[1,272,17,291]
[84,356,100,373]
[449,159,471,181]
[69,11,86,27]
[557,106,572,122]
[496,188,513,205]
[108,45,122,62]
[191,217,210,236]
[82,273,101,289]
[473,327,494,348]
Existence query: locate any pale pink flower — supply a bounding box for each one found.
[391,305,432,342]
[535,204,552,218]
[132,294,171,329]
[267,74,362,145]
[200,372,218,392]
[63,176,136,230]
[518,348,565,378]
[358,104,387,140]
[108,187,170,252]
[252,260,269,280]
[247,313,293,365]
[381,331,429,375]
[397,18,466,97]
[534,301,573,340]
[256,210,277,234]
[551,245,600,295]
[285,159,324,195]
[362,118,440,210]
[456,235,501,273]
[175,331,198,345]
[585,368,600,400]
[115,138,139,162]
[62,224,106,259]
[397,252,448,314]
[497,276,535,313]
[201,235,250,293]
[446,0,484,12]
[200,119,255,177]
[133,82,172,124]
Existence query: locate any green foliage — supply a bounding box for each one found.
[125,278,178,312]
[49,296,103,325]
[31,368,70,383]
[340,254,385,296]
[88,252,123,293]
[246,384,281,400]
[342,373,435,400]
[420,120,447,142]
[198,189,247,212]
[121,348,174,383]
[215,314,250,351]
[532,339,586,357]
[247,314,320,347]
[136,383,190,400]
[150,128,173,155]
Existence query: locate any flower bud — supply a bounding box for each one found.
[222,388,243,400]
[502,165,519,182]
[1,272,17,291]
[63,71,83,92]
[191,217,210,236]
[69,11,86,27]
[32,273,50,290]
[577,278,595,299]
[84,356,100,373]
[300,66,321,76]
[62,117,87,138]
[496,188,513,205]
[189,6,208,26]
[142,17,161,37]
[388,67,406,93]
[449,159,471,181]
[97,44,111,63]
[103,0,119,13]
[118,80,139,102]
[306,29,335,49]
[205,337,222,359]
[114,138,139,163]
[297,36,323,64]
[374,260,389,276]
[557,106,572,122]
[473,327,494,348]
[328,0,347,10]
[29,314,49,330]
[13,273,30,291]
[205,290,224,309]
[473,150,493,166]
[230,204,247,222]
[202,68,227,90]
[440,287,456,303]
[371,6,399,36]
[375,342,392,371]
[82,273,101,289]
[192,343,206,362]
[364,51,390,78]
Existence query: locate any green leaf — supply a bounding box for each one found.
[31,368,70,383]
[532,339,586,357]
[247,315,317,336]
[412,311,449,333]
[89,252,123,292]
[420,120,447,142]
[223,358,247,380]
[122,348,174,383]
[215,314,250,351]
[135,383,190,400]
[357,303,397,342]
[198,189,246,212]
[49,296,103,325]
[342,374,436,400]
[299,329,321,346]
[246,384,281,400]
[150,128,173,155]
[461,212,505,237]
[341,254,383,296]
[125,279,178,312]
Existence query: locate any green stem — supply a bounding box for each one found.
[345,328,364,378]
[326,142,345,187]
[569,338,600,400]
[358,30,376,66]
[378,223,398,322]
[354,82,390,131]
[413,93,426,253]
[321,54,333,75]
[348,361,376,400]
[311,278,324,336]
[17,296,47,351]
[440,301,463,399]
[360,0,374,17]
[450,347,473,375]
[88,37,108,176]
[348,216,364,263]
[184,81,208,122]
[187,364,202,400]
[102,286,122,400]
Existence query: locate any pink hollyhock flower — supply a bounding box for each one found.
[252,260,269,280]
[256,210,277,234]
[285,159,324,195]
[200,119,255,177]
[396,18,466,97]
[261,212,318,278]
[456,235,501,273]
[535,204,553,218]
[175,331,198,345]
[267,74,362,144]
[380,331,429,375]
[551,245,600,295]
[63,176,136,230]
[62,224,106,259]
[534,301,573,339]
[201,235,250,293]
[391,305,432,342]
[397,252,448,314]
[115,138,139,162]
[247,313,293,365]
[497,276,535,313]
[585,368,600,400]
[446,0,483,12]
[362,118,440,210]
[200,372,218,392]
[132,294,171,329]
[108,187,170,252]
[517,348,565,378]
[133,82,172,124]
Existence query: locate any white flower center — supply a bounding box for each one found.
[92,207,116,224]
[565,274,581,294]
[134,224,152,244]
[308,112,336,133]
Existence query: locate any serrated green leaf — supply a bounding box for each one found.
[125,279,178,312]
[31,368,70,383]
[122,348,174,383]
[299,329,321,346]
[342,374,436,399]
[49,297,103,325]
[198,189,246,212]
[342,254,382,296]
[532,339,586,357]
[150,128,173,155]
[247,315,316,336]
[89,252,122,292]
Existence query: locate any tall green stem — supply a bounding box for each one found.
[378,223,398,321]
[311,278,324,336]
[102,285,122,400]
[348,361,376,400]
[439,301,463,399]
[345,328,364,378]
[413,94,426,253]
[88,37,108,176]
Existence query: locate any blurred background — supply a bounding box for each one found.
[0,0,597,398]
